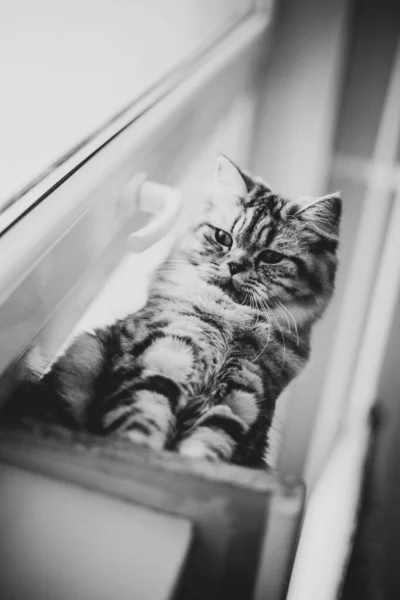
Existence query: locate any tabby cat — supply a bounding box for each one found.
[9,156,342,468]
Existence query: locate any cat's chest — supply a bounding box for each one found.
[168,292,270,354]
[153,270,269,346]
[189,287,260,338]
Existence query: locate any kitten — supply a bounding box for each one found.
[6,156,342,468]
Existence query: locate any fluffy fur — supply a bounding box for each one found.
[7,156,342,468]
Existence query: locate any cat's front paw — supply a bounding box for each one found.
[178,403,247,462]
[196,403,248,431]
[178,439,215,461]
[106,387,176,451]
[123,429,166,451]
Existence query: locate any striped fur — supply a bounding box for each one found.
[8,156,342,468]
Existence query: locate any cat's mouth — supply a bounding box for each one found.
[219,279,246,303]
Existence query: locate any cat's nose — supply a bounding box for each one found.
[228,260,246,276]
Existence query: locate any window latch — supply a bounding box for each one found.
[125,178,182,253]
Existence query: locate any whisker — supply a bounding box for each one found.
[249,290,260,326]
[277,302,291,334]
[250,292,274,361]
[258,296,286,372]
[278,302,299,346]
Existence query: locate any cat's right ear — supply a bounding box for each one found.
[285,193,342,239]
[214,155,248,200]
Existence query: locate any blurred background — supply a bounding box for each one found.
[0,0,400,598]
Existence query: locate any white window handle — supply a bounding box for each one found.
[126,180,183,253]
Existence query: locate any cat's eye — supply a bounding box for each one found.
[258,249,284,264]
[215,229,233,248]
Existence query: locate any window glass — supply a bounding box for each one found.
[0,0,253,209]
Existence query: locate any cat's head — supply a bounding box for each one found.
[186,155,341,320]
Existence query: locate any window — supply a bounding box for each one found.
[0,0,253,222]
[0,4,306,600]
[0,4,272,383]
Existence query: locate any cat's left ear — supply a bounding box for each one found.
[286,193,342,238]
[214,155,248,200]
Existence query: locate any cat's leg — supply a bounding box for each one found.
[178,359,263,462]
[5,330,107,428]
[45,331,107,427]
[177,404,248,461]
[102,335,195,451]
